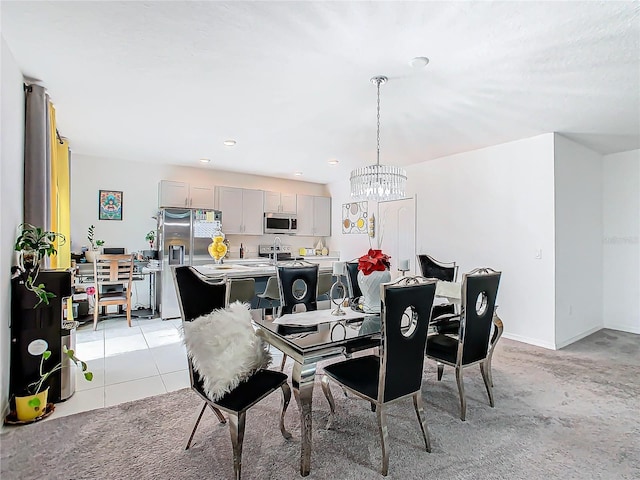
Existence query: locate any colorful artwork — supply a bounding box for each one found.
[98,190,123,221]
[342,201,368,234]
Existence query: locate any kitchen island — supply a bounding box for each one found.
[193,257,338,279]
[193,258,340,309]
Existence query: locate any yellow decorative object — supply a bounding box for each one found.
[208,233,227,263]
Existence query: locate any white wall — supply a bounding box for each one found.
[602,149,640,333]
[330,134,558,348]
[554,135,603,347]
[1,37,25,418]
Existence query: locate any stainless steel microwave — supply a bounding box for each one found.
[264,213,297,234]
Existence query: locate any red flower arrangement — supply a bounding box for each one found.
[85,286,95,296]
[358,249,391,276]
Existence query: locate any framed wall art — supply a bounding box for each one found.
[342,201,368,234]
[98,190,123,221]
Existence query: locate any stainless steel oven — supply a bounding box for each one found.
[264,213,297,234]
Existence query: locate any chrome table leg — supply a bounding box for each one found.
[292,361,317,476]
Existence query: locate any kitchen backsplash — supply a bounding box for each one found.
[222,233,332,258]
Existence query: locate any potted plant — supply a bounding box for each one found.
[14,346,93,421]
[14,223,66,307]
[85,224,104,263]
[145,230,155,249]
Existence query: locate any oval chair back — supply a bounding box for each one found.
[276,264,319,315]
[381,278,436,403]
[459,269,501,365]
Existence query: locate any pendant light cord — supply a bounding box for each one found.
[376,78,381,168]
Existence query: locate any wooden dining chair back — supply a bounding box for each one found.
[425,268,503,421]
[321,277,437,475]
[92,254,134,330]
[172,266,292,480]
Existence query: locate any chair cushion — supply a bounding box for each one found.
[183,302,271,401]
[214,369,288,412]
[426,334,459,364]
[323,355,380,401]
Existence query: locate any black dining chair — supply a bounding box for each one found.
[344,260,362,306]
[172,266,292,479]
[321,276,437,476]
[275,261,319,370]
[417,254,459,334]
[425,268,503,421]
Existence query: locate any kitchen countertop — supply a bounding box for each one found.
[194,258,340,279]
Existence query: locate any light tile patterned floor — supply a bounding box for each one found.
[48,316,191,419]
[49,313,284,420]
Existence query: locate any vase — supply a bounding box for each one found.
[358,269,391,314]
[84,250,97,263]
[18,249,40,272]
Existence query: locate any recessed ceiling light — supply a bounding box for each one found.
[409,56,429,68]
[223,140,236,146]
[294,171,303,176]
[328,159,339,165]
[199,158,211,163]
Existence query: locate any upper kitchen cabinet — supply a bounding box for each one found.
[264,191,297,214]
[158,180,215,209]
[215,186,264,235]
[296,195,331,237]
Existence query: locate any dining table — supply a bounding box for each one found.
[252,279,501,477]
[252,308,381,476]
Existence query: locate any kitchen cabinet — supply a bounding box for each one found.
[296,195,331,237]
[216,186,264,235]
[158,180,214,209]
[264,191,297,214]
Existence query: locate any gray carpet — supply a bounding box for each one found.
[1,329,638,480]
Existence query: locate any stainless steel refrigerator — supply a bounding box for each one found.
[157,208,222,319]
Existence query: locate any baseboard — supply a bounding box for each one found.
[555,325,602,349]
[501,332,556,350]
[603,323,640,335]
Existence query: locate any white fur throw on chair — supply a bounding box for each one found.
[182,301,272,401]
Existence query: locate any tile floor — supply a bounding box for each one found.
[50,313,284,420]
[48,316,189,419]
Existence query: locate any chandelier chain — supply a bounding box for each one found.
[376,78,381,167]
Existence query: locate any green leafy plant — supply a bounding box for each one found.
[15,223,66,259]
[87,224,105,250]
[145,230,155,248]
[25,347,93,409]
[14,223,66,307]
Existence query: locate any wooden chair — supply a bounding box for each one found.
[92,254,134,330]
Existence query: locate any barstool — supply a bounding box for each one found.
[256,276,280,315]
[317,272,334,302]
[228,278,256,306]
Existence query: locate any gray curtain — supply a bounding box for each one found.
[23,84,50,229]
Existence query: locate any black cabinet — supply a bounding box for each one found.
[10,270,74,404]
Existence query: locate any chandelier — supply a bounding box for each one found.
[350,76,407,202]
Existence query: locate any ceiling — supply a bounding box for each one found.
[2,1,639,184]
